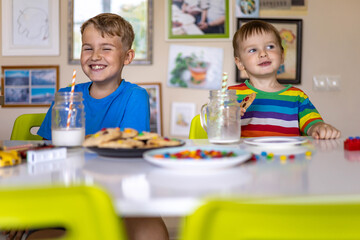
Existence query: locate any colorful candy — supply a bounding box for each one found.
[154,149,237,160]
[252,150,313,162]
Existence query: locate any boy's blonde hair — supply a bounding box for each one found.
[81,13,134,50]
[233,20,283,57]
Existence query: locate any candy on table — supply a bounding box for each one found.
[253,151,312,162]
[153,149,237,160]
[344,137,360,151]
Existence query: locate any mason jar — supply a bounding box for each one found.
[200,90,241,144]
[51,92,85,146]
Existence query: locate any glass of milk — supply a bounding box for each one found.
[51,92,85,147]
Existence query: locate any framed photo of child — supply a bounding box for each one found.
[167,0,230,40]
[138,83,163,135]
[236,18,303,84]
[1,65,59,107]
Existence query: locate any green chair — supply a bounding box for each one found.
[188,114,208,139]
[10,113,46,140]
[0,185,127,240]
[179,197,360,240]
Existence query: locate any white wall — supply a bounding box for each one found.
[1,0,359,139]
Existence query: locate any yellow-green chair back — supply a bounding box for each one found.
[189,114,207,139]
[0,185,127,240]
[10,113,46,140]
[180,198,360,240]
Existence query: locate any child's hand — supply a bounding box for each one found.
[241,107,246,117]
[307,122,341,139]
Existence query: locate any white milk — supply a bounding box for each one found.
[52,128,85,146]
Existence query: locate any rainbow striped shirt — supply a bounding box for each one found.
[228,80,323,137]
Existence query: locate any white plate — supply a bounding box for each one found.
[244,137,308,147]
[143,146,251,170]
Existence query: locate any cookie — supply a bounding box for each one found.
[83,128,122,147]
[99,139,144,149]
[133,131,160,141]
[146,138,182,147]
[121,128,138,139]
[239,93,256,109]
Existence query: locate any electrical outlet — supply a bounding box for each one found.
[327,76,341,91]
[313,75,328,91]
[313,75,341,91]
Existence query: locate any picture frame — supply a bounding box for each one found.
[1,0,60,56]
[236,0,259,18]
[138,83,163,135]
[170,102,196,137]
[1,66,59,107]
[259,0,308,16]
[167,0,230,40]
[167,44,224,90]
[68,0,153,65]
[236,18,302,84]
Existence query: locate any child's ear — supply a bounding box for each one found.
[281,51,285,64]
[235,57,245,71]
[124,49,135,65]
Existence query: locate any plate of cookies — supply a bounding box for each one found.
[83,128,185,158]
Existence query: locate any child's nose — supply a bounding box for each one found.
[259,49,268,58]
[91,50,102,61]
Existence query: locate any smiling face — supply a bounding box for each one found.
[235,31,284,80]
[80,24,134,84]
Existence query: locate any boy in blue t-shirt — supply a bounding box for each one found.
[38,14,150,140]
[33,13,168,240]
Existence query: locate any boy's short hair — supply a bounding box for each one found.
[232,20,283,57]
[81,13,134,50]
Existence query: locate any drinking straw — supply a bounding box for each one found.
[66,70,76,128]
[216,72,228,137]
[221,72,228,94]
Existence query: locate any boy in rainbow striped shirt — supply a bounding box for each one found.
[229,20,340,139]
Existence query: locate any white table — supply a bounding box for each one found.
[1,138,360,217]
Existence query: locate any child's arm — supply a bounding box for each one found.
[307,122,341,139]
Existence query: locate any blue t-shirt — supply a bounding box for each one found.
[38,80,150,140]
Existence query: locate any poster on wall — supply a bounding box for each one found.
[167,44,224,90]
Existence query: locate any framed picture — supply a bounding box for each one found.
[167,0,230,40]
[170,102,196,136]
[260,0,308,16]
[138,83,162,135]
[236,18,302,84]
[167,44,224,90]
[1,0,60,56]
[68,0,153,65]
[1,66,59,107]
[236,0,259,18]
